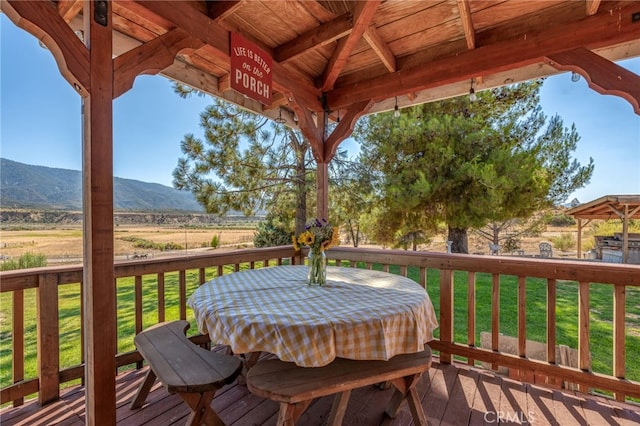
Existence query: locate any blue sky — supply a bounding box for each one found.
[1,15,639,204]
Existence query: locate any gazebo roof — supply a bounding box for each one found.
[4,0,640,128]
[566,195,640,220]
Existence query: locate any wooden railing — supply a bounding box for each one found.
[1,246,639,408]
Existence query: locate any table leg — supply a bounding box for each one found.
[237,351,262,385]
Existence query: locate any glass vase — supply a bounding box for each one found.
[307,250,327,286]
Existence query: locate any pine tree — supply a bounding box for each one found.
[355,80,593,253]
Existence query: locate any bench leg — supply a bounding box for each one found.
[180,391,224,426]
[328,390,352,426]
[385,373,427,426]
[277,400,311,426]
[130,369,157,409]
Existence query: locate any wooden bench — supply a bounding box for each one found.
[246,346,432,426]
[130,320,243,426]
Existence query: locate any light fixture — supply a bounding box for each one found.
[469,79,477,102]
[394,97,400,118]
[274,108,286,124]
[571,72,580,82]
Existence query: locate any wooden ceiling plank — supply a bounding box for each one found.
[207,0,243,21]
[326,3,640,109]
[457,0,476,49]
[3,0,89,96]
[140,0,322,111]
[112,14,158,43]
[472,0,566,30]
[57,0,83,23]
[324,99,374,162]
[363,26,396,73]
[113,29,203,98]
[586,0,602,15]
[162,58,221,96]
[275,13,353,63]
[321,0,381,91]
[546,47,640,114]
[225,2,296,48]
[113,1,173,36]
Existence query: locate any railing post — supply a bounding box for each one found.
[37,273,60,404]
[613,284,626,401]
[12,290,25,407]
[578,281,591,393]
[466,272,476,366]
[439,269,453,364]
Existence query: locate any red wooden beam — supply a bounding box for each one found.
[546,47,640,115]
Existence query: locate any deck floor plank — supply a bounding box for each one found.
[3,360,640,426]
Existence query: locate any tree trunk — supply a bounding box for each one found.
[347,219,359,247]
[448,226,469,253]
[292,130,307,235]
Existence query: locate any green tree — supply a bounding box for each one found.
[355,80,593,253]
[172,97,312,234]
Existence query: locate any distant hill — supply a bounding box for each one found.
[0,158,204,212]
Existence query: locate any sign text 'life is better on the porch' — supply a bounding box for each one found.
[230,32,272,105]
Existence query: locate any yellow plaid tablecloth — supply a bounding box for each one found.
[188,265,438,367]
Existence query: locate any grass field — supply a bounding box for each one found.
[1,261,639,398]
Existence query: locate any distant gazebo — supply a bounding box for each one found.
[567,195,640,263]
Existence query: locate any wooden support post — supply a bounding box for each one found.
[577,218,582,259]
[317,161,329,220]
[37,273,60,404]
[83,1,116,424]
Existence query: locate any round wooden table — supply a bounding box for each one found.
[188,265,438,367]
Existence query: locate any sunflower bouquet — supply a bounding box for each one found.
[293,219,339,286]
[293,218,340,253]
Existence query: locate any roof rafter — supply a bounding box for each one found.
[57,0,83,23]
[363,25,396,73]
[586,0,601,16]
[326,3,640,111]
[321,0,381,91]
[456,0,475,50]
[275,13,353,63]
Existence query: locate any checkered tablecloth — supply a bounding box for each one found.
[188,265,438,367]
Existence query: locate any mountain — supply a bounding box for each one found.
[0,158,204,212]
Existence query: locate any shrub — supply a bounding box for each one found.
[163,242,183,251]
[211,234,220,249]
[253,214,291,248]
[546,213,576,227]
[551,233,575,252]
[0,252,47,271]
[502,235,521,253]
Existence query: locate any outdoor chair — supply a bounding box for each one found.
[539,242,553,258]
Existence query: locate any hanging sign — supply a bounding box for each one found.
[230,32,272,105]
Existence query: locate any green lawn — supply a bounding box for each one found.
[1,262,639,395]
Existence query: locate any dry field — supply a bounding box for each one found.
[0,222,585,266]
[0,225,257,264]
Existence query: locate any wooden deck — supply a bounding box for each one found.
[2,358,639,426]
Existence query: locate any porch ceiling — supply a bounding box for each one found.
[4,0,640,126]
